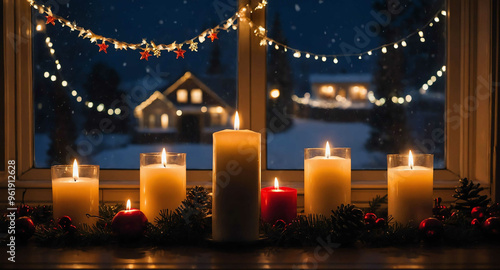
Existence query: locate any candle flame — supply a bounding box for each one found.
[234,111,240,130]
[161,148,167,167]
[126,199,131,211]
[72,159,79,181]
[409,150,414,169]
[325,141,331,158]
[274,177,279,190]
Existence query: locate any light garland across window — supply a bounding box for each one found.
[29,0,445,64]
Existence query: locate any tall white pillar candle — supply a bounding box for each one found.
[212,112,261,242]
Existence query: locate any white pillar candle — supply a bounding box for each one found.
[140,149,186,222]
[51,160,99,226]
[304,142,351,216]
[388,151,433,224]
[212,112,261,242]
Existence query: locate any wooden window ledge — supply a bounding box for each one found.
[4,245,500,269]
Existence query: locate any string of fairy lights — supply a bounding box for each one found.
[41,36,122,115]
[32,0,446,109]
[253,9,447,63]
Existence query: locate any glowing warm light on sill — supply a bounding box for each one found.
[274,177,279,190]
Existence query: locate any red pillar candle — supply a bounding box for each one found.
[261,178,297,224]
[111,200,148,238]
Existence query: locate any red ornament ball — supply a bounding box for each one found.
[16,216,35,242]
[419,217,444,241]
[66,225,78,235]
[375,218,386,228]
[483,217,500,238]
[111,208,148,239]
[273,219,288,230]
[471,206,486,219]
[471,218,482,228]
[364,213,377,226]
[58,216,72,229]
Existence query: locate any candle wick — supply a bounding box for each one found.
[73,177,77,182]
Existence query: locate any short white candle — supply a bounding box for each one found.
[304,142,351,216]
[140,149,186,222]
[51,160,99,226]
[212,112,261,242]
[388,151,433,224]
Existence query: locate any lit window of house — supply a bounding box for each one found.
[191,89,203,104]
[161,114,169,129]
[177,89,188,103]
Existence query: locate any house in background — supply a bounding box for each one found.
[134,72,233,142]
[292,73,374,122]
[309,73,372,103]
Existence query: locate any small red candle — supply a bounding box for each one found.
[261,178,297,224]
[111,200,148,238]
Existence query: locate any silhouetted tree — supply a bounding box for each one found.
[47,84,78,165]
[206,41,224,75]
[83,63,130,133]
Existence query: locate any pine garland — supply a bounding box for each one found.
[2,179,499,248]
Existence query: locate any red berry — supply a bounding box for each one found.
[471,206,485,219]
[364,213,377,226]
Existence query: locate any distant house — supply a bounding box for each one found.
[309,73,372,102]
[134,72,233,141]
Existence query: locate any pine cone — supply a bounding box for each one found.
[452,178,491,212]
[331,204,365,244]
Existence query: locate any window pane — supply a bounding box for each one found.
[33,0,238,169]
[266,0,446,169]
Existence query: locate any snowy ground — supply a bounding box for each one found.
[267,118,385,169]
[35,117,385,169]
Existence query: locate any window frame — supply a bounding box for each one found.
[2,0,495,202]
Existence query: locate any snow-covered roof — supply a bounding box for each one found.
[309,73,372,84]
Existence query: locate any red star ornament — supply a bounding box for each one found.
[98,41,109,53]
[46,15,56,25]
[140,50,151,61]
[208,32,218,42]
[175,48,186,59]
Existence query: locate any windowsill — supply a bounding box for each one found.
[8,244,500,269]
[14,175,463,190]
